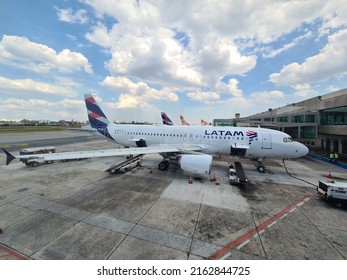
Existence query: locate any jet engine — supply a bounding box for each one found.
[179,154,212,176]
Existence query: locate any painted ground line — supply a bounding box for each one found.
[279,213,288,220]
[0,243,31,260]
[208,195,318,260]
[236,239,250,250]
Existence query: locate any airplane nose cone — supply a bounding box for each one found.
[298,143,309,157]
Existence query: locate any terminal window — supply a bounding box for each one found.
[305,114,315,123]
[291,115,304,123]
[320,106,347,125]
[277,116,288,122]
[300,126,316,138]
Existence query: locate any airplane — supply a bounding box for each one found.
[2,94,309,175]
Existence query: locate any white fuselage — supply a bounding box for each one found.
[106,124,308,159]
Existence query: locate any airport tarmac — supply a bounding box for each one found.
[0,133,347,260]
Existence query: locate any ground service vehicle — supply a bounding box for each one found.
[19,146,56,167]
[228,164,239,184]
[317,180,347,208]
[119,159,141,173]
[228,162,248,185]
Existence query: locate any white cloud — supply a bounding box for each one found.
[187,91,220,103]
[80,0,347,113]
[83,0,259,88]
[263,31,313,59]
[3,1,347,123]
[56,8,89,24]
[0,76,76,97]
[187,78,245,104]
[215,78,243,97]
[269,29,347,86]
[292,83,315,97]
[251,90,285,103]
[1,98,85,121]
[82,0,347,91]
[0,35,93,74]
[101,76,178,108]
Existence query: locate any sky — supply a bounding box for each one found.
[1,0,347,124]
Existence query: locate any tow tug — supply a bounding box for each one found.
[317,180,347,208]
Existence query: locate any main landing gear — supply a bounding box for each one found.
[158,160,169,171]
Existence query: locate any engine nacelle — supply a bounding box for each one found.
[179,154,212,176]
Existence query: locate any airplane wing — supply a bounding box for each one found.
[2,145,203,165]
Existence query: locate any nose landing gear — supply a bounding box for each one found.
[257,159,265,173]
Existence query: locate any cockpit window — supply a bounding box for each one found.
[283,137,294,143]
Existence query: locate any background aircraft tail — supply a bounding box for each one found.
[84,94,110,129]
[161,112,174,125]
[180,115,190,126]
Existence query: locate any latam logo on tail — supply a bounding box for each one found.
[246,130,258,141]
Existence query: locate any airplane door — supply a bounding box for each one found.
[262,132,272,149]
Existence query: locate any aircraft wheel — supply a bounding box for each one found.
[158,160,169,171]
[257,165,265,173]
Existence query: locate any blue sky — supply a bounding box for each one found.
[1,0,347,124]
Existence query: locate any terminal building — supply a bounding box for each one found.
[214,88,347,157]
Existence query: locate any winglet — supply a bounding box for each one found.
[2,148,16,165]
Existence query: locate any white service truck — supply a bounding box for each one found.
[317,180,347,208]
[19,146,56,167]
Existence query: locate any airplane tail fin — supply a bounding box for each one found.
[2,148,16,165]
[161,112,174,125]
[84,94,110,129]
[180,115,190,126]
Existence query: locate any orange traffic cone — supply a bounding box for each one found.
[188,177,193,184]
[327,172,333,180]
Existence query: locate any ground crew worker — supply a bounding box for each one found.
[334,153,338,163]
[329,153,334,162]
